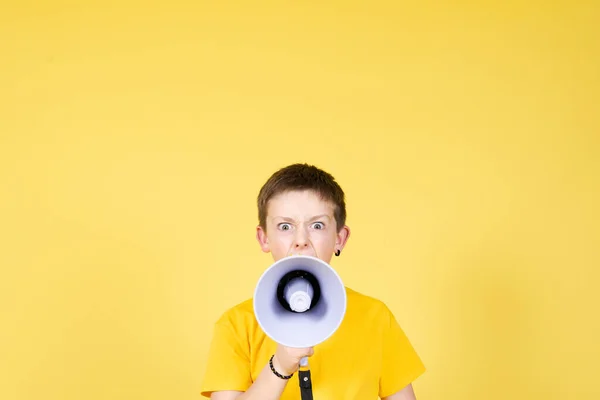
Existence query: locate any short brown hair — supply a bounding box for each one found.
[257,163,347,232]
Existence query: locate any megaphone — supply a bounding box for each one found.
[253,255,347,352]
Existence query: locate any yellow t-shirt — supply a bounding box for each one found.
[200,287,425,399]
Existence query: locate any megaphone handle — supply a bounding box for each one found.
[298,360,314,400]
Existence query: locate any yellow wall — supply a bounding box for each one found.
[1,1,598,399]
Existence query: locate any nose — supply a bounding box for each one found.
[293,227,310,250]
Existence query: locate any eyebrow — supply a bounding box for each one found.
[308,214,332,222]
[271,214,332,222]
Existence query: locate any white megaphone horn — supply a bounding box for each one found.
[253,255,347,365]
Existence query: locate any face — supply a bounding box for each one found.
[256,190,350,264]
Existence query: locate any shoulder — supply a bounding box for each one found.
[214,297,256,328]
[345,287,395,323]
[346,286,392,311]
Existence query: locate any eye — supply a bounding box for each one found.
[278,223,292,231]
[311,222,325,230]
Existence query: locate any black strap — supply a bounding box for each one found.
[298,369,314,400]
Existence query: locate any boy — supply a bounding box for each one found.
[200,163,425,399]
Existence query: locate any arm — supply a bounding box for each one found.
[210,363,287,400]
[210,346,314,400]
[381,383,417,400]
[378,303,425,400]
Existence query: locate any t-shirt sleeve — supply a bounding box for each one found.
[379,306,426,398]
[200,312,253,398]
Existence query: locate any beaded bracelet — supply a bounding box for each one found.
[269,355,293,380]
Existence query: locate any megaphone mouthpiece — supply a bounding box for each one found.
[284,277,313,312]
[276,270,321,313]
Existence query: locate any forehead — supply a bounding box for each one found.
[267,190,335,218]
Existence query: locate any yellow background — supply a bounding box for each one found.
[1,1,598,399]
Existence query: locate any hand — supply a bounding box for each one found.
[272,344,314,376]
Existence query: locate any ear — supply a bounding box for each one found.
[256,225,271,253]
[335,225,351,250]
